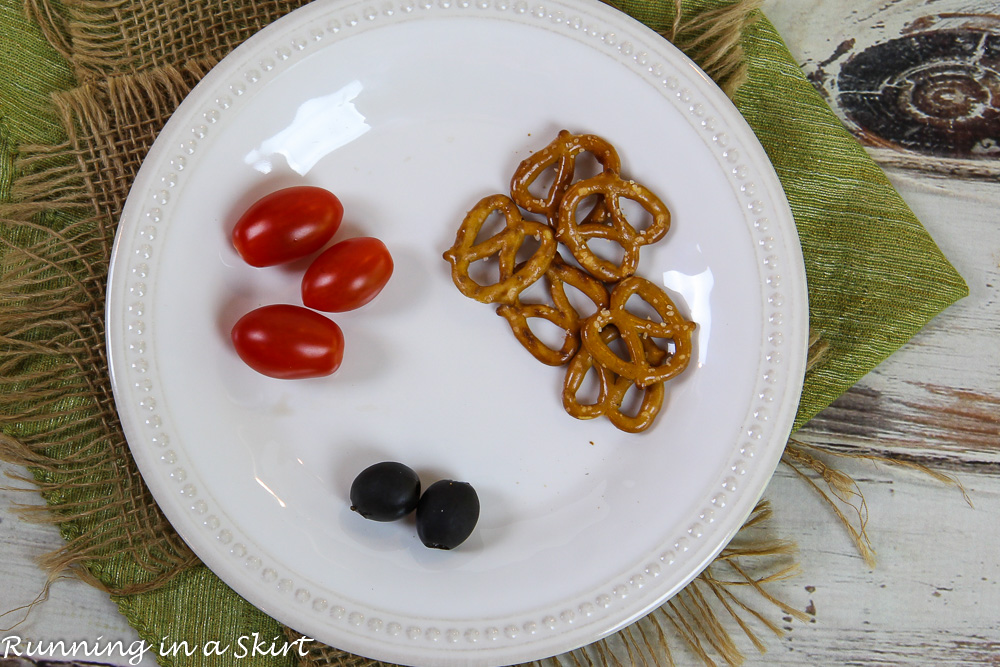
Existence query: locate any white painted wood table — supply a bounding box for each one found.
[3,1,998,664]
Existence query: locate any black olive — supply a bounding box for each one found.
[350,462,421,522]
[416,480,480,550]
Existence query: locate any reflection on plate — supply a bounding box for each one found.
[106,0,808,665]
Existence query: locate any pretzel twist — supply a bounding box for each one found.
[442,194,557,304]
[562,326,619,420]
[496,254,610,366]
[580,276,696,388]
[510,130,621,223]
[563,326,669,432]
[556,171,671,282]
[562,326,666,433]
[605,338,669,433]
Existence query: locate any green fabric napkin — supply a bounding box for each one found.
[0,0,968,665]
[609,0,968,430]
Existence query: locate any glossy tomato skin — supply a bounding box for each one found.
[231,304,344,379]
[232,186,343,267]
[301,237,394,312]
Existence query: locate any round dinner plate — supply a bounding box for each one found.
[106,1,808,665]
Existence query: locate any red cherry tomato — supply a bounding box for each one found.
[232,186,343,267]
[301,237,394,312]
[231,304,344,379]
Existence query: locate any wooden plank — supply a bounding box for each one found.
[751,466,1000,666]
[800,381,1000,465]
[761,0,1000,179]
[0,477,154,667]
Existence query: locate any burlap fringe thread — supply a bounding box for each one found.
[0,0,965,665]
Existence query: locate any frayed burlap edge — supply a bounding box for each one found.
[22,0,315,82]
[656,0,762,98]
[0,0,963,664]
[1,53,229,609]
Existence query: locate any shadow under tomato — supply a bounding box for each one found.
[333,242,426,318]
[322,322,393,385]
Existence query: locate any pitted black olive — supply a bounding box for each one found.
[350,462,421,522]
[416,480,480,550]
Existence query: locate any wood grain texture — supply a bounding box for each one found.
[762,0,1000,179]
[750,467,1000,667]
[0,479,156,666]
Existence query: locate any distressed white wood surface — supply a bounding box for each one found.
[3,0,999,665]
[755,0,1000,663]
[0,479,157,665]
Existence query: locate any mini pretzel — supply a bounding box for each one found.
[580,276,695,388]
[605,340,669,433]
[444,130,693,435]
[442,194,557,304]
[562,326,618,420]
[563,328,667,432]
[496,254,610,366]
[556,172,672,282]
[510,130,621,223]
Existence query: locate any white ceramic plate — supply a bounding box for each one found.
[107,1,808,665]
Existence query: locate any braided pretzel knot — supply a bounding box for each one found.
[556,171,671,283]
[563,326,669,433]
[442,194,557,305]
[580,276,696,388]
[496,254,610,366]
[510,130,621,223]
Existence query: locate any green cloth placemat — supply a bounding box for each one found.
[1,0,968,665]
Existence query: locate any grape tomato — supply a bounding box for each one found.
[301,237,394,312]
[230,304,344,379]
[231,186,343,267]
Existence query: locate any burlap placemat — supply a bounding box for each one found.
[1,0,968,665]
